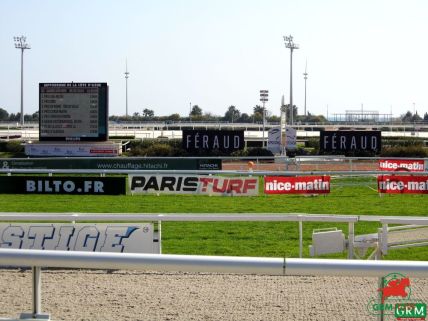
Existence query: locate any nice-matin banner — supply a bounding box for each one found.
[264,176,331,194]
[378,159,427,172]
[378,175,428,194]
[129,175,258,196]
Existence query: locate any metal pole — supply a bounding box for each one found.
[20,48,24,126]
[32,266,42,316]
[299,220,303,258]
[262,101,266,147]
[348,222,354,259]
[290,48,293,125]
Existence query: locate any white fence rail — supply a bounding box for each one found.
[0,213,428,320]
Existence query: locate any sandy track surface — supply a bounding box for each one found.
[1,269,427,321]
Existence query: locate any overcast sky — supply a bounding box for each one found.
[1,0,427,119]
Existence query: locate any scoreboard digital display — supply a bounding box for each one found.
[39,83,108,141]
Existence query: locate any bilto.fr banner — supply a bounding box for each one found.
[0,176,126,195]
[378,175,428,194]
[378,159,426,172]
[0,223,156,253]
[129,175,258,196]
[264,176,331,194]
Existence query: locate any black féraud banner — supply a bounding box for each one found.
[182,130,244,153]
[0,176,126,195]
[320,131,381,153]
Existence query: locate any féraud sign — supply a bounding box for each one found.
[182,130,244,153]
[129,175,258,196]
[320,131,381,153]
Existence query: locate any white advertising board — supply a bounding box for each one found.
[129,175,259,196]
[25,143,121,157]
[0,223,157,254]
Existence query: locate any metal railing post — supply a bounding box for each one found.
[299,219,303,258]
[348,222,354,259]
[32,266,42,316]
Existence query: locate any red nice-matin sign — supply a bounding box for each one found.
[378,159,425,172]
[264,176,331,194]
[378,175,428,194]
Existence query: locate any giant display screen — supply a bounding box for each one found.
[39,83,108,141]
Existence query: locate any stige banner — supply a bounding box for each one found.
[378,175,428,194]
[129,175,258,196]
[0,223,156,253]
[378,159,425,172]
[264,176,331,194]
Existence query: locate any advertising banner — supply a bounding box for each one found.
[378,159,425,172]
[377,175,428,194]
[264,176,331,194]
[182,130,244,153]
[267,127,281,154]
[129,175,258,196]
[320,131,381,153]
[0,223,157,253]
[0,176,126,195]
[0,158,221,171]
[25,143,121,157]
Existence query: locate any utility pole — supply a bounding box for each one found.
[303,60,308,117]
[260,90,269,147]
[284,35,299,125]
[14,36,30,126]
[124,60,130,118]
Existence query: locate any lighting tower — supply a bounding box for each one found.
[283,35,299,125]
[14,36,31,126]
[124,60,130,118]
[260,90,269,147]
[303,61,308,117]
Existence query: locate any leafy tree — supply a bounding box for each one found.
[190,105,203,120]
[142,108,155,119]
[283,104,298,124]
[0,108,9,120]
[238,113,251,123]
[224,105,240,123]
[424,112,428,122]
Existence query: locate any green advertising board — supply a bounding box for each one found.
[0,158,221,171]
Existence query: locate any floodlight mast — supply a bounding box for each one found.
[124,60,130,118]
[14,36,30,126]
[303,60,308,117]
[283,35,299,125]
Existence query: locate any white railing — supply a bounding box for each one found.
[0,249,427,320]
[1,213,428,320]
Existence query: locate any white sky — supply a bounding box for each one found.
[1,0,427,118]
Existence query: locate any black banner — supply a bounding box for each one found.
[0,176,126,195]
[0,158,221,170]
[320,131,381,152]
[182,130,244,153]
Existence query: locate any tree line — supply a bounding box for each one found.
[1,106,428,124]
[109,104,327,124]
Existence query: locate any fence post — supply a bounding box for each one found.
[299,219,303,258]
[32,266,42,316]
[348,222,355,259]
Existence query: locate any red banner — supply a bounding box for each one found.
[378,159,425,172]
[264,176,330,194]
[377,175,428,194]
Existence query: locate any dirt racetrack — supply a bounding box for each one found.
[1,269,427,321]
